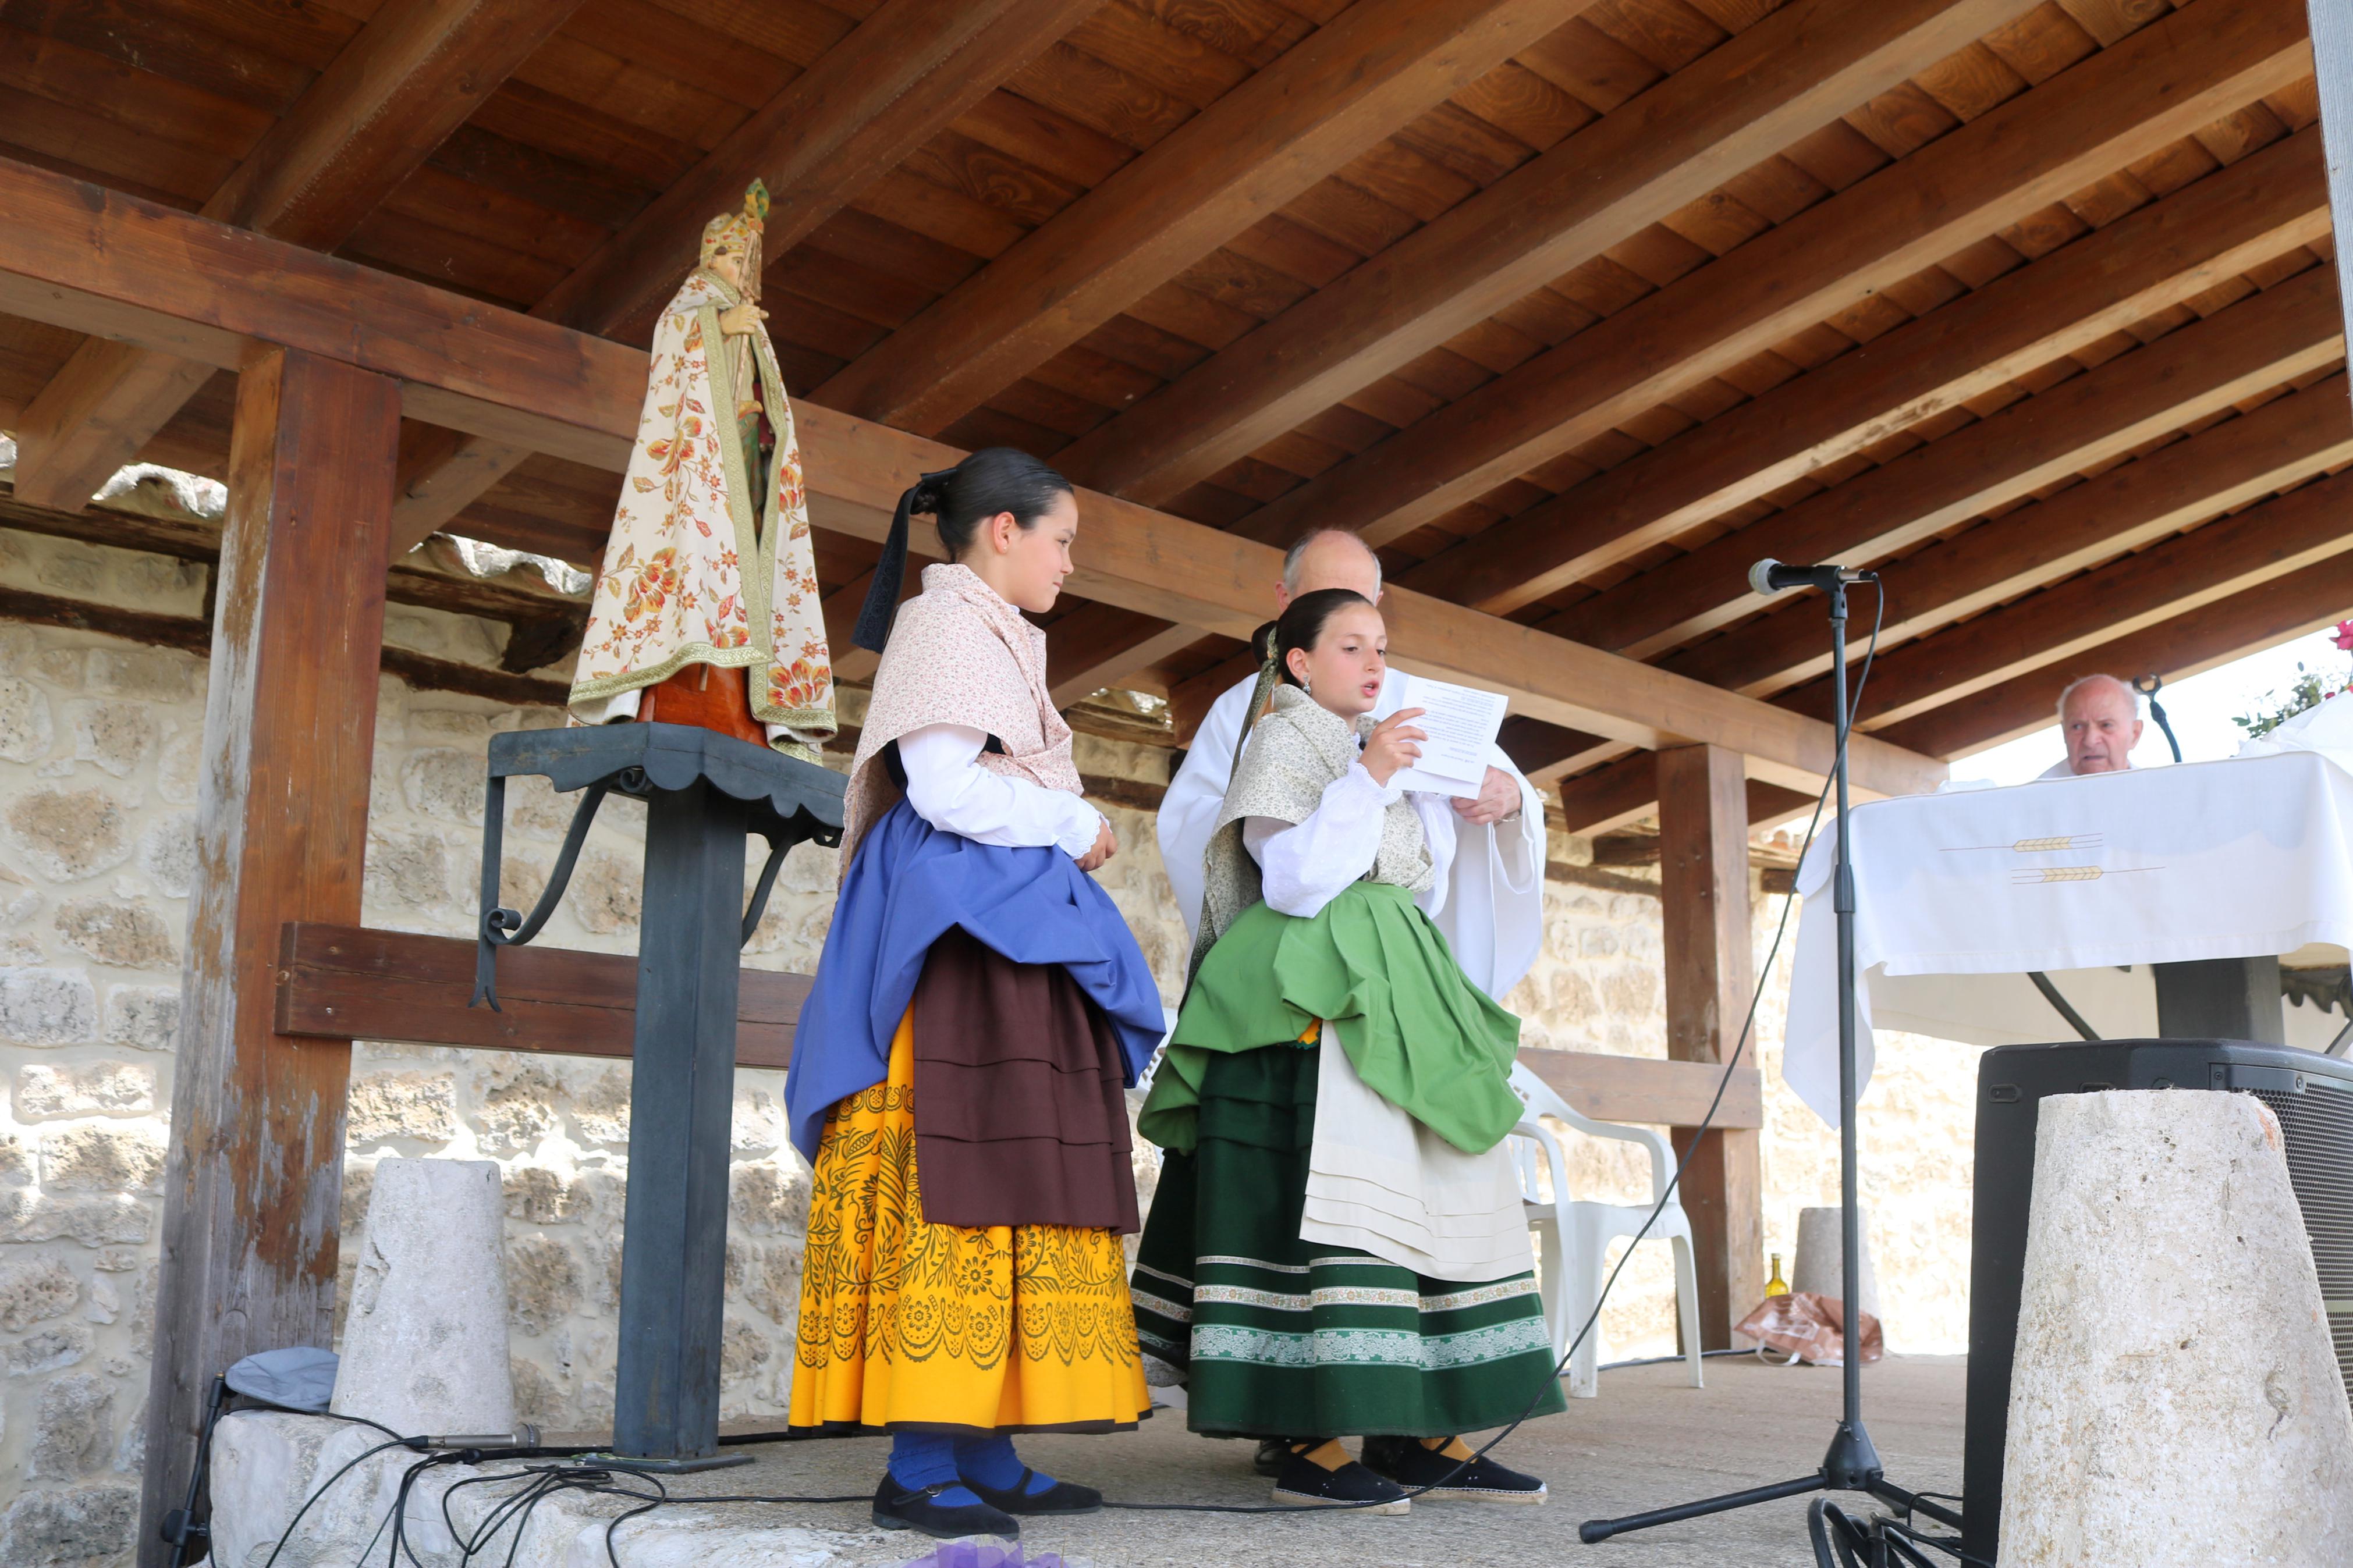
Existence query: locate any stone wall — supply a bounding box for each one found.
[0,518,1982,1565]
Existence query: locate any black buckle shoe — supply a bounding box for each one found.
[1269,1448,1410,1514]
[963,1467,1102,1516]
[871,1474,1021,1539]
[1360,1435,1548,1504]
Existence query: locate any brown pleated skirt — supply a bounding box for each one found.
[909,927,1141,1233]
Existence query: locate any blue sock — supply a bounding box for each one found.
[888,1434,981,1507]
[954,1434,1056,1495]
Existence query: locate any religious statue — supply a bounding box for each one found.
[569,180,836,756]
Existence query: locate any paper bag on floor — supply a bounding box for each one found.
[1734,1290,1884,1367]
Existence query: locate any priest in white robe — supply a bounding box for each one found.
[1158,529,1546,999]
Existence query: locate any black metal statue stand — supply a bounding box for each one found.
[473,722,843,1466]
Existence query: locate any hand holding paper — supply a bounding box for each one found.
[1384,671,1509,798]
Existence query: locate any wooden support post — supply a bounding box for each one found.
[2312,1,2353,379]
[139,349,397,1561]
[1657,744,1765,1349]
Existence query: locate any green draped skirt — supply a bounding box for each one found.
[1131,883,1561,1438]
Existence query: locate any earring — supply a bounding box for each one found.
[1301,674,1312,698]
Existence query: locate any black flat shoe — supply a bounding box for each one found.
[1360,1435,1548,1504]
[1269,1450,1410,1514]
[962,1468,1102,1516]
[1252,1438,1288,1477]
[871,1474,1021,1539]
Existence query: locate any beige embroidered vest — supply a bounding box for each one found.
[1193,684,1431,980]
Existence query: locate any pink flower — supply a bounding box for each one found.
[2332,619,2353,652]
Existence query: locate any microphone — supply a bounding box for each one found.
[1747,558,1868,595]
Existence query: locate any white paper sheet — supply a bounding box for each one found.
[1384,671,1508,798]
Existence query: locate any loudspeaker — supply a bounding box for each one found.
[1962,1040,2353,1563]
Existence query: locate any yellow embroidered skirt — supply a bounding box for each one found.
[789,1008,1150,1434]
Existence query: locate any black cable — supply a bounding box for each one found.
[260,1437,422,1568]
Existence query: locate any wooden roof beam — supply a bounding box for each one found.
[1791,460,2353,732]
[1230,0,2316,554]
[386,0,1103,552]
[1883,549,2353,760]
[1046,605,1205,709]
[1550,363,2353,829]
[1556,755,1824,838]
[0,156,1942,800]
[1052,0,2042,508]
[1570,259,2348,677]
[1415,123,2334,619]
[813,0,1595,436]
[1669,352,2353,702]
[9,0,583,513]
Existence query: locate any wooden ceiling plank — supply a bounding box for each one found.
[10,0,583,513]
[1881,549,2353,759]
[0,151,1944,799]
[1560,257,2347,668]
[1656,283,2349,698]
[808,0,1595,437]
[1050,0,2042,508]
[1045,601,1203,707]
[1820,461,2353,728]
[387,0,1101,552]
[1226,0,2317,556]
[1411,123,2332,620]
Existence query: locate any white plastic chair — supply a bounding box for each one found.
[1506,1060,1705,1399]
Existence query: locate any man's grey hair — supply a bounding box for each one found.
[2056,671,2140,721]
[1281,528,1382,596]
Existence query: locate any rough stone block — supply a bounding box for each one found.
[66,702,154,779]
[729,1160,810,1236]
[2001,1090,2353,1563]
[136,813,197,897]
[26,1372,112,1477]
[333,1158,516,1436]
[51,897,176,968]
[506,1233,582,1335]
[0,675,54,763]
[15,1060,157,1119]
[0,1254,80,1328]
[84,646,191,702]
[4,788,130,882]
[0,1482,139,1568]
[100,985,178,1051]
[8,1322,93,1376]
[346,1070,457,1145]
[400,747,487,826]
[364,829,452,912]
[39,1122,167,1191]
[569,846,642,933]
[0,968,98,1044]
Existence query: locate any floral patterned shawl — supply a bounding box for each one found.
[569,268,835,752]
[840,563,1079,872]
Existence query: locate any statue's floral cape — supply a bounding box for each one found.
[569,268,835,752]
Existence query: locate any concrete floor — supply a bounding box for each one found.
[638,1354,1969,1567]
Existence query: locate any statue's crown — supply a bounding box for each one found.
[700,179,769,262]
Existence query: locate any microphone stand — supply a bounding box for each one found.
[1578,575,1960,1558]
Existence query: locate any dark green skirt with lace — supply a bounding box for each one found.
[1130,1044,1564,1439]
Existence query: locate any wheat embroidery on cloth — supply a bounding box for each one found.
[569,253,835,753]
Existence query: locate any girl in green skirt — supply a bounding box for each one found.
[1132,588,1563,1513]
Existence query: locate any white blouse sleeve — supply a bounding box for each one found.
[1243,763,1400,919]
[897,723,1103,858]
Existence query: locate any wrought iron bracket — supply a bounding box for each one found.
[471,722,846,1010]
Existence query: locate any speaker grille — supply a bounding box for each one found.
[2255,1083,2353,1409]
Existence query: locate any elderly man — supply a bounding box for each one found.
[2039,673,2144,777]
[1157,527,1545,998]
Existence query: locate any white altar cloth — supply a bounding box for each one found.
[1783,749,2353,1126]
